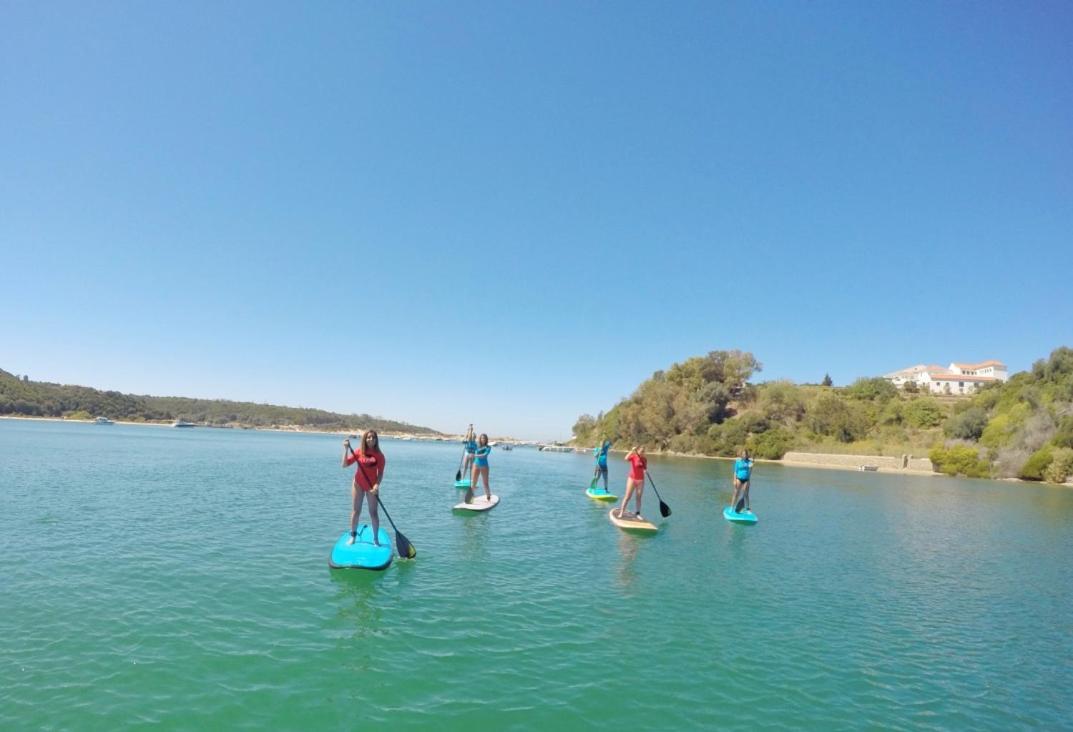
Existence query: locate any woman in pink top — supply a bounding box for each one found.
[615,446,647,520]
[341,430,387,546]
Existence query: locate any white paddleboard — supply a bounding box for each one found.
[453,494,500,512]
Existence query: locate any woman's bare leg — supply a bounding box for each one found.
[349,488,365,541]
[369,497,380,544]
[617,480,637,517]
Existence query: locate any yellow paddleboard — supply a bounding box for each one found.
[608,508,657,532]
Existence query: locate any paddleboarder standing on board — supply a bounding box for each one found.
[615,446,647,520]
[592,439,612,492]
[466,433,493,504]
[342,430,386,546]
[730,448,754,513]
[461,425,477,482]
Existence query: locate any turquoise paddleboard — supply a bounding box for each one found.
[329,524,393,570]
[723,506,758,524]
[454,479,472,489]
[586,487,618,502]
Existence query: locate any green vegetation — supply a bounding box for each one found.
[573,351,950,461]
[929,445,990,478]
[0,368,438,434]
[573,346,1073,484]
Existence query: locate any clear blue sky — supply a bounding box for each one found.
[3,2,1071,440]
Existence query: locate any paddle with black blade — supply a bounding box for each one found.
[455,450,466,482]
[375,496,416,559]
[456,426,475,482]
[348,445,417,559]
[645,470,672,518]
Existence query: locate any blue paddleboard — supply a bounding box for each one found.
[454,479,472,489]
[723,506,758,524]
[329,524,393,570]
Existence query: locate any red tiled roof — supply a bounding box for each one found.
[926,374,998,382]
[952,360,1006,369]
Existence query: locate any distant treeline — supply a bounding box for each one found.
[572,347,1073,484]
[0,369,439,434]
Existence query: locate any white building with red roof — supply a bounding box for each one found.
[884,360,1008,395]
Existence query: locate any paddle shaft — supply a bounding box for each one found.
[645,471,672,517]
[455,448,466,482]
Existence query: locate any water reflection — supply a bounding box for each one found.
[456,510,490,562]
[328,568,384,635]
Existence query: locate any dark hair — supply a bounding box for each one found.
[478,433,489,447]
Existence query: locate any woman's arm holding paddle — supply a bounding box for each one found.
[341,438,354,467]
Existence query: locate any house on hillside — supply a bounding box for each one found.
[884,360,1008,395]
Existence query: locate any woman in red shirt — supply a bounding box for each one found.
[616,446,647,520]
[341,430,387,546]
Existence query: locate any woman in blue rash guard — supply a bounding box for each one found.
[466,433,493,503]
[461,424,477,482]
[729,448,754,513]
[591,439,612,491]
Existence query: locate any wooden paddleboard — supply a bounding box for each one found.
[586,487,618,502]
[453,494,500,512]
[608,508,657,532]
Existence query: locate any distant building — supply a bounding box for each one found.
[884,360,1008,395]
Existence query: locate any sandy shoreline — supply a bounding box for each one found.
[0,415,525,444]
[5,416,1067,486]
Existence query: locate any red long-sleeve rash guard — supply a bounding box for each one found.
[345,451,386,491]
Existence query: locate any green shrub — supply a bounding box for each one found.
[845,377,898,403]
[878,400,904,425]
[750,428,794,459]
[904,398,945,428]
[1052,416,1073,449]
[929,445,990,478]
[1019,447,1054,481]
[807,394,870,442]
[944,406,989,440]
[980,413,1014,449]
[1044,447,1073,484]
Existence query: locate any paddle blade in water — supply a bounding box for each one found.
[397,533,416,559]
[660,500,672,518]
[736,498,746,513]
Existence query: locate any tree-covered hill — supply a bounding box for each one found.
[572,347,1073,484]
[0,369,439,434]
[930,347,1073,483]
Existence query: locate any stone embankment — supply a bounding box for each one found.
[779,451,934,474]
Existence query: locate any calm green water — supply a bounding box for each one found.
[2,419,1072,729]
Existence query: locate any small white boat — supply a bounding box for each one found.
[94,416,114,425]
[172,420,195,428]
